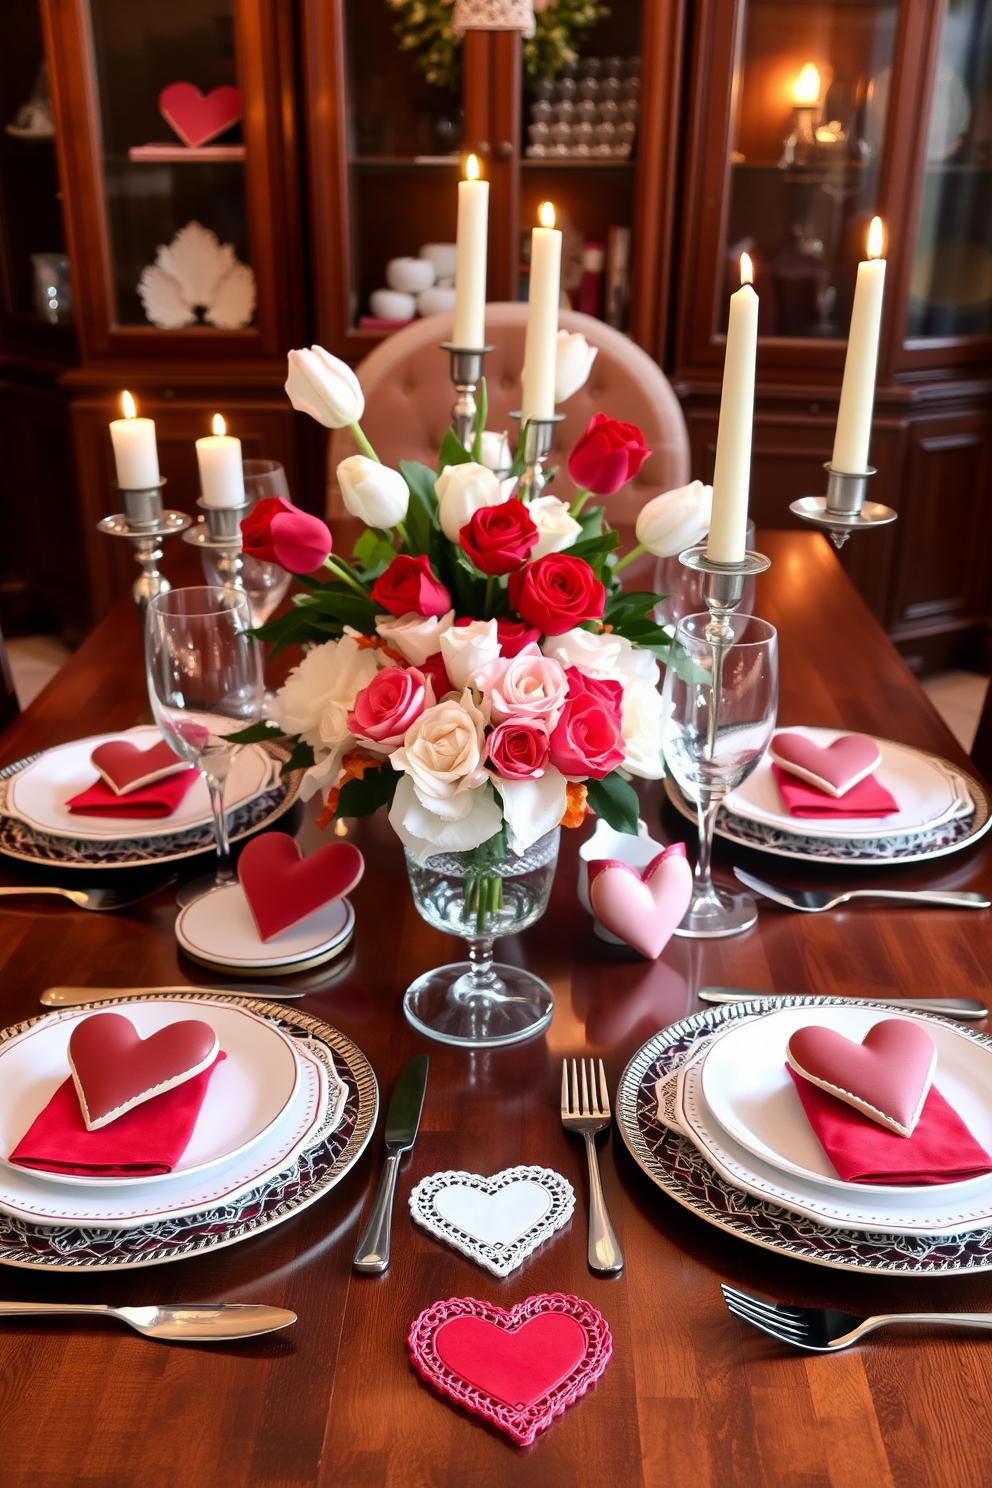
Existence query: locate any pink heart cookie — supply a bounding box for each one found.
[158,83,242,149]
[237,831,364,942]
[787,1019,937,1137]
[68,1012,219,1131]
[769,732,882,797]
[90,738,190,795]
[587,844,693,959]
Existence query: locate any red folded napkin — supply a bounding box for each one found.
[8,1052,225,1177]
[772,763,899,820]
[66,768,199,819]
[787,1065,992,1185]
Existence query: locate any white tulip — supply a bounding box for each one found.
[435,461,506,543]
[479,430,512,474]
[285,346,364,428]
[554,330,598,404]
[635,481,713,558]
[528,495,582,559]
[375,609,454,667]
[440,618,500,691]
[336,455,409,528]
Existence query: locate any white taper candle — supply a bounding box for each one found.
[521,201,562,422]
[707,254,759,564]
[452,154,489,350]
[832,216,886,474]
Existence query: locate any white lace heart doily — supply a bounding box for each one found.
[409,1165,575,1277]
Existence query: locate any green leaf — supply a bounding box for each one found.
[471,376,488,463]
[297,588,378,631]
[576,504,605,541]
[399,460,440,557]
[282,737,316,773]
[336,765,399,818]
[223,721,284,744]
[352,528,396,577]
[509,423,530,480]
[560,529,620,581]
[604,589,660,626]
[251,606,337,656]
[438,425,472,469]
[585,771,641,834]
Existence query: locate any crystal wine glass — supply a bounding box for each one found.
[662,612,778,936]
[653,520,756,631]
[199,460,293,624]
[145,586,264,907]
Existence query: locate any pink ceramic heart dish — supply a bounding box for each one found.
[587,843,693,959]
[769,731,882,797]
[787,1018,938,1137]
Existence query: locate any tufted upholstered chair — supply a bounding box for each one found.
[327,304,690,529]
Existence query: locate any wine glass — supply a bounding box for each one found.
[145,586,264,906]
[653,520,756,631]
[662,612,778,936]
[199,459,293,624]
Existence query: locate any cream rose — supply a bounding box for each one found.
[621,679,666,779]
[439,618,501,691]
[435,462,506,543]
[528,495,582,560]
[473,644,568,727]
[390,688,490,819]
[375,609,454,666]
[541,627,624,679]
[268,635,381,799]
[389,776,504,864]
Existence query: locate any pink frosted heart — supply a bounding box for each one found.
[787,1019,937,1136]
[769,732,882,797]
[587,844,693,959]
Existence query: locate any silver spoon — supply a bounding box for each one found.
[0,1301,296,1342]
[734,867,990,913]
[0,874,178,913]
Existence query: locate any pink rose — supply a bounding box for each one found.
[486,718,551,779]
[347,665,429,751]
[473,643,569,728]
[562,665,623,719]
[549,668,626,780]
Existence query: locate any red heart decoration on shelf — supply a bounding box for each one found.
[769,732,882,797]
[68,1012,219,1131]
[787,1019,938,1137]
[237,831,364,942]
[158,83,242,149]
[90,738,191,795]
[587,844,693,959]
[408,1294,613,1446]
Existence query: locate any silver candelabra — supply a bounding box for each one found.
[182,498,250,593]
[442,343,494,449]
[790,464,897,550]
[96,481,191,615]
[511,412,565,503]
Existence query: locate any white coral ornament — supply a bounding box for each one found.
[137,221,256,329]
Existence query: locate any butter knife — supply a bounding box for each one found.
[698,986,988,1021]
[353,1054,429,1274]
[40,984,306,1007]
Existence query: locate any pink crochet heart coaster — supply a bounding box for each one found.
[408,1294,612,1446]
[587,843,693,958]
[237,831,364,942]
[90,738,190,795]
[769,732,882,797]
[159,83,242,148]
[787,1018,938,1137]
[68,1011,219,1131]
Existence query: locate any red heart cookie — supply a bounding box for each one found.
[787,1018,937,1137]
[68,1012,219,1131]
[237,832,364,942]
[159,82,242,149]
[90,738,191,795]
[408,1294,613,1446]
[770,732,882,797]
[587,844,693,959]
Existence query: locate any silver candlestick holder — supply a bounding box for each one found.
[790,464,897,550]
[96,480,191,615]
[182,498,250,593]
[511,412,565,502]
[442,343,494,449]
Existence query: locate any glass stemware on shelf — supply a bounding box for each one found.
[662,613,779,937]
[199,459,294,625]
[403,828,560,1047]
[145,586,264,907]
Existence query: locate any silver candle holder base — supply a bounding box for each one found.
[790,464,896,550]
[96,480,191,615]
[510,411,565,502]
[442,343,494,450]
[182,497,250,593]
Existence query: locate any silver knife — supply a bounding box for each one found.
[353,1054,429,1274]
[698,986,988,1021]
[40,984,307,1007]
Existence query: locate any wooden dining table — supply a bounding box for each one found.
[1,528,990,1488]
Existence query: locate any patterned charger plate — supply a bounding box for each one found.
[617,998,992,1275]
[0,992,378,1271]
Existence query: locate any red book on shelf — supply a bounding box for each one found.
[358,316,416,331]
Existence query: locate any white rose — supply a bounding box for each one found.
[635,481,713,558]
[529,495,582,559]
[375,609,454,667]
[439,618,500,691]
[621,679,666,780]
[493,768,567,855]
[612,634,660,690]
[268,635,380,796]
[479,429,512,474]
[389,775,504,864]
[555,330,598,404]
[435,461,506,543]
[541,627,624,679]
[336,455,409,527]
[390,689,490,817]
[285,346,364,428]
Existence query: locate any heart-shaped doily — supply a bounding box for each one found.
[67,1012,219,1131]
[158,82,242,149]
[237,832,364,942]
[769,732,882,797]
[787,1018,938,1136]
[408,1294,612,1446]
[90,738,190,795]
[409,1166,574,1277]
[587,843,693,958]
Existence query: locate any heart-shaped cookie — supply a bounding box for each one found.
[410,1166,575,1277]
[68,1012,219,1131]
[408,1294,612,1446]
[158,82,242,149]
[769,732,882,797]
[90,738,190,795]
[587,843,693,958]
[237,831,364,942]
[786,1018,938,1136]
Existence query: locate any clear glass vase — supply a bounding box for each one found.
[404,828,559,1048]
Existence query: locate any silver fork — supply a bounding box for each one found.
[734,867,990,913]
[722,1284,992,1352]
[561,1058,623,1275]
[0,874,177,912]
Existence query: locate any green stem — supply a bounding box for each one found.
[395,520,411,549]
[484,574,495,616]
[613,541,648,575]
[322,555,371,597]
[569,487,592,518]
[350,422,380,463]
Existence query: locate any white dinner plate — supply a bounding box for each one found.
[175,882,355,970]
[0,999,301,1187]
[5,729,275,841]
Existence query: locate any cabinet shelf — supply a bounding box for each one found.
[521,158,636,171]
[348,155,460,170]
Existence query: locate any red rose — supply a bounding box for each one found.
[563,666,623,720]
[459,498,538,576]
[419,651,454,698]
[486,718,551,779]
[496,618,541,657]
[567,413,650,496]
[548,689,626,780]
[370,554,451,619]
[508,554,606,636]
[241,497,332,573]
[348,665,428,748]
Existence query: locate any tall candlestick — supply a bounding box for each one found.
[521,201,562,422]
[452,154,489,350]
[832,216,886,474]
[109,390,160,489]
[195,414,245,509]
[707,254,759,564]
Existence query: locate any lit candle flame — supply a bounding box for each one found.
[867,215,884,259]
[740,252,754,286]
[121,390,136,419]
[793,63,820,106]
[465,153,479,181]
[212,413,226,437]
[539,200,556,229]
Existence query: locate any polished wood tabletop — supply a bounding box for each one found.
[1,531,990,1488]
